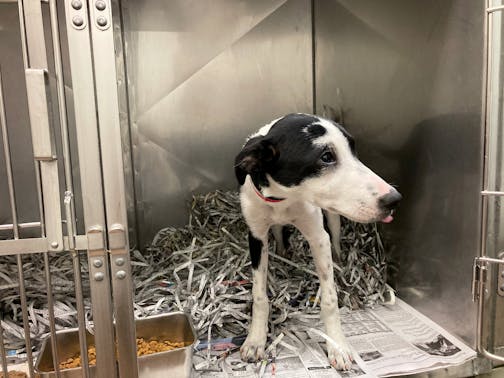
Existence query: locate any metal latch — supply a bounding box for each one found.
[64,191,76,250]
[472,258,488,302]
[25,69,56,161]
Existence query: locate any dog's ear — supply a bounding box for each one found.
[234,137,279,185]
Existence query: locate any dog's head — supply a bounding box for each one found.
[235,114,401,223]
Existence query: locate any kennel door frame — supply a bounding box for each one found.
[474,0,504,365]
[63,0,139,377]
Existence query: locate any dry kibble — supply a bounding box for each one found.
[59,340,186,369]
[0,372,28,378]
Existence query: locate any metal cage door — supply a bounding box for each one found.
[474,0,504,365]
[0,1,138,377]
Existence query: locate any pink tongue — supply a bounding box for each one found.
[381,215,394,223]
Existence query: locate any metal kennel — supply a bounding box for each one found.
[0,0,503,377]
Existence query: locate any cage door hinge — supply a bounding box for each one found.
[472,254,504,302]
[472,258,487,302]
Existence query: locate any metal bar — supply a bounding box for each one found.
[63,1,117,376]
[0,321,9,376]
[477,0,504,364]
[481,190,504,196]
[0,221,42,231]
[477,0,491,357]
[64,193,90,378]
[64,235,89,251]
[34,162,46,236]
[487,5,504,13]
[0,65,35,376]
[25,69,56,160]
[88,1,138,375]
[0,70,19,240]
[19,0,47,241]
[16,255,34,375]
[23,0,63,252]
[44,253,61,378]
[72,251,90,378]
[18,0,47,243]
[48,0,76,226]
[0,235,88,256]
[46,3,81,372]
[476,256,504,265]
[476,262,504,363]
[0,238,48,255]
[23,0,47,68]
[17,0,29,69]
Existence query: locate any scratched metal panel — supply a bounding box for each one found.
[314,0,484,347]
[121,0,313,246]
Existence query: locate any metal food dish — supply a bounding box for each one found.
[35,312,196,378]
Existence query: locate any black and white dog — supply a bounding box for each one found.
[234,113,401,370]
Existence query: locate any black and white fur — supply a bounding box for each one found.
[234,113,401,370]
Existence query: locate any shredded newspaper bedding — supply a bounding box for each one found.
[0,190,391,360]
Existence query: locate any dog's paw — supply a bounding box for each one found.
[327,342,353,370]
[240,339,266,362]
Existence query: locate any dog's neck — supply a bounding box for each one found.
[249,175,295,203]
[251,182,285,203]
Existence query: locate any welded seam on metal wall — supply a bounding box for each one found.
[135,1,290,123]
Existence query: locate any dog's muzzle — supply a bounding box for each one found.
[378,189,402,223]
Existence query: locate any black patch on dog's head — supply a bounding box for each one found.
[234,114,355,187]
[305,123,327,138]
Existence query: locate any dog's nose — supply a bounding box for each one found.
[378,189,402,211]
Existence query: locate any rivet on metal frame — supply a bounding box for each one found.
[96,16,108,27]
[95,0,106,11]
[71,0,83,10]
[93,259,103,268]
[116,270,126,280]
[94,272,104,281]
[50,241,59,249]
[72,15,84,28]
[115,257,125,266]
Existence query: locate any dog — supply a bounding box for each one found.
[234,113,402,370]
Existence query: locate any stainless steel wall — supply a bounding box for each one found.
[121,0,487,349]
[120,0,313,245]
[314,0,484,346]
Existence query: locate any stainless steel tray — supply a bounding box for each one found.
[35,312,196,378]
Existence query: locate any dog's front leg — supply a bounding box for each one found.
[324,211,342,259]
[241,230,269,362]
[294,209,353,370]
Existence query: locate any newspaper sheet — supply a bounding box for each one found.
[194,298,476,378]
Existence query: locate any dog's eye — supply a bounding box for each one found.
[320,151,336,164]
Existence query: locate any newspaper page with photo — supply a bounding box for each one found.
[194,298,476,378]
[344,298,476,376]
